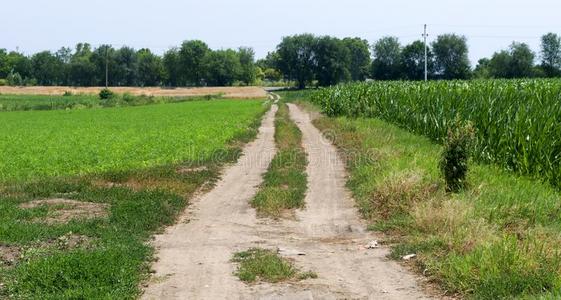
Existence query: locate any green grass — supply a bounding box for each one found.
[251,103,307,218]
[312,79,561,188]
[0,99,269,299]
[0,99,267,182]
[310,111,561,299]
[0,93,223,112]
[276,89,316,102]
[0,162,222,299]
[232,248,316,283]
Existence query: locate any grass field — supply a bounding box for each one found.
[286,92,561,298]
[251,102,307,218]
[0,100,267,182]
[0,98,268,299]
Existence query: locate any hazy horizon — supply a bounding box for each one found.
[3,0,561,65]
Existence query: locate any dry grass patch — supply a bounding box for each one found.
[0,245,21,268]
[19,199,109,224]
[0,86,267,99]
[93,176,204,197]
[370,171,439,221]
[176,165,209,174]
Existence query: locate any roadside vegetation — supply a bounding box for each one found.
[0,98,268,298]
[282,87,561,298]
[251,103,307,218]
[232,248,317,283]
[0,92,222,112]
[313,79,561,188]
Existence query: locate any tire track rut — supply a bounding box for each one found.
[142,101,431,299]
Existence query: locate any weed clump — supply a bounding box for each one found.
[232,248,296,283]
[440,119,475,192]
[98,88,114,100]
[232,248,317,283]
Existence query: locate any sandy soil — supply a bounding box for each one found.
[0,86,268,99]
[19,199,109,224]
[142,103,431,299]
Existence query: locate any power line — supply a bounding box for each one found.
[423,24,428,82]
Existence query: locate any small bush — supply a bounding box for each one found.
[122,93,135,103]
[0,79,7,86]
[98,88,114,100]
[440,118,475,192]
[7,72,23,86]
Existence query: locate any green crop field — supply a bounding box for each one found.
[0,97,268,299]
[312,79,561,187]
[0,99,266,182]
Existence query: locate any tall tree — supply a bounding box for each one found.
[371,36,402,80]
[137,49,163,86]
[114,46,139,86]
[163,48,180,87]
[69,43,97,86]
[91,45,117,86]
[540,33,561,77]
[473,58,491,79]
[7,51,33,80]
[276,34,316,89]
[204,49,241,86]
[31,51,64,85]
[314,36,351,86]
[256,51,280,70]
[509,42,535,78]
[0,49,10,78]
[342,37,371,81]
[488,42,535,78]
[432,34,471,79]
[401,40,434,80]
[238,47,256,85]
[488,50,511,78]
[55,47,72,84]
[179,40,210,86]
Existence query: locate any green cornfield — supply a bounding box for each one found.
[312,79,561,187]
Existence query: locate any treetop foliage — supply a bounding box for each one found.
[1,32,561,88]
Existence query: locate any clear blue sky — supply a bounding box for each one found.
[2,0,560,65]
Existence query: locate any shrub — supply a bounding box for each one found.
[7,72,23,86]
[0,79,7,86]
[122,93,135,103]
[440,118,475,192]
[99,88,114,100]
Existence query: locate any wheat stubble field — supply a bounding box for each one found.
[0,86,267,98]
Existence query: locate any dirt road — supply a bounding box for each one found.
[142,103,430,299]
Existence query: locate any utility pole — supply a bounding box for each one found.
[105,46,109,88]
[423,24,428,81]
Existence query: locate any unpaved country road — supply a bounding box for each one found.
[142,102,431,299]
[142,104,278,299]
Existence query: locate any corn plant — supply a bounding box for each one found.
[312,79,561,187]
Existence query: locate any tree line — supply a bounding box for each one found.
[1,32,561,88]
[0,41,257,87]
